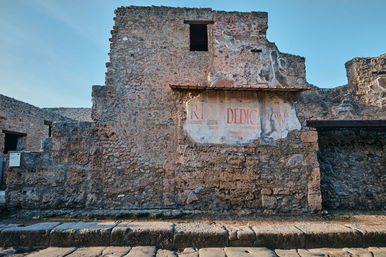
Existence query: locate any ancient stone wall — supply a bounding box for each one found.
[89,6,320,213]
[43,108,92,122]
[0,94,72,153]
[4,6,384,214]
[346,54,386,108]
[318,128,386,210]
[5,122,93,209]
[105,7,307,91]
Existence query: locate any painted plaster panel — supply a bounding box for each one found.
[184,92,301,144]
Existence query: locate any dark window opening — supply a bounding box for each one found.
[250,48,262,53]
[2,130,26,154]
[189,24,208,51]
[44,120,53,137]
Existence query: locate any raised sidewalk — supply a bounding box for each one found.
[0,221,385,249]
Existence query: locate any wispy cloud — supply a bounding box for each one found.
[0,21,62,64]
[32,0,100,47]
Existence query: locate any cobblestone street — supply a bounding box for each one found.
[1,246,386,257]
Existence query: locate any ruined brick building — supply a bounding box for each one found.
[0,94,91,186]
[0,95,92,154]
[0,95,72,154]
[4,6,385,214]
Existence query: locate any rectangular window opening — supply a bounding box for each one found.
[2,130,26,154]
[189,24,208,51]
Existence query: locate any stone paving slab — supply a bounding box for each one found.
[309,248,352,256]
[2,247,386,257]
[0,222,60,248]
[224,247,277,257]
[296,249,324,257]
[368,247,386,257]
[25,247,76,257]
[102,247,132,257]
[50,222,117,247]
[274,249,300,257]
[177,248,198,257]
[111,222,174,249]
[198,248,225,257]
[174,223,228,250]
[66,247,105,257]
[156,249,177,257]
[252,225,305,249]
[347,224,386,246]
[295,223,362,248]
[124,246,157,257]
[343,247,373,257]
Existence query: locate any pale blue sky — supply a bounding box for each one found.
[0,0,385,107]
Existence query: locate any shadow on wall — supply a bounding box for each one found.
[318,128,386,211]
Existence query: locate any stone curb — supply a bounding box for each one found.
[0,222,385,249]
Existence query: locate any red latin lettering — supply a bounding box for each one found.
[227,108,259,125]
[227,108,234,123]
[191,103,204,120]
[240,109,247,124]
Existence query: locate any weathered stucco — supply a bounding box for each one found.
[185,92,301,144]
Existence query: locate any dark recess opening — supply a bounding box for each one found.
[3,133,17,154]
[44,120,53,137]
[2,130,26,154]
[189,24,208,51]
[251,49,262,53]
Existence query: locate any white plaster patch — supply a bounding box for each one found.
[260,96,301,140]
[184,92,301,145]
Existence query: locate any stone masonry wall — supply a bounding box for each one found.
[91,87,321,213]
[105,7,307,91]
[89,6,320,213]
[346,54,386,108]
[5,122,93,209]
[0,94,73,153]
[43,108,92,122]
[4,6,384,214]
[318,128,386,210]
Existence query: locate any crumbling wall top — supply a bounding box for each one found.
[345,53,386,108]
[106,6,308,91]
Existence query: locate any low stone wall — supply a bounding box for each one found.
[318,128,386,211]
[5,118,321,213]
[5,122,93,210]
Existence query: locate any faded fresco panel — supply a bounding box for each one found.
[184,92,301,144]
[185,92,261,144]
